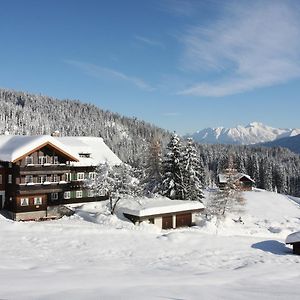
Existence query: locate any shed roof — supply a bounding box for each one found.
[120,198,204,217]
[286,231,300,244]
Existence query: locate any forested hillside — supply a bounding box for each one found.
[197,143,300,196]
[1,88,300,196]
[0,88,171,165]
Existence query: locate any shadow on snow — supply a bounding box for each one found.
[251,240,291,255]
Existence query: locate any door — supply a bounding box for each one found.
[0,191,5,209]
[176,213,192,228]
[162,215,173,229]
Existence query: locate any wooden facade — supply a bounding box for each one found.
[0,143,108,221]
[217,173,255,191]
[124,208,204,229]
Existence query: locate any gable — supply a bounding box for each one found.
[12,141,79,163]
[0,135,79,163]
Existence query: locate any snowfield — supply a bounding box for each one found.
[1,190,300,299]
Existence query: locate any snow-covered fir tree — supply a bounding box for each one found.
[91,163,141,213]
[182,138,204,201]
[161,133,185,199]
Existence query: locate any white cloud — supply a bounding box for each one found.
[64,60,155,92]
[159,0,200,17]
[134,35,164,48]
[178,1,300,97]
[162,112,180,117]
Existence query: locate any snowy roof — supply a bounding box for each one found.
[58,136,122,166]
[0,135,79,162]
[120,198,204,217]
[286,231,300,244]
[218,173,255,184]
[0,135,122,166]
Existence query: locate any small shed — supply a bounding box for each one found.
[121,199,205,229]
[286,231,300,254]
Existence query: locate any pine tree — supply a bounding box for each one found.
[260,160,273,191]
[161,133,185,199]
[182,138,204,201]
[143,138,163,195]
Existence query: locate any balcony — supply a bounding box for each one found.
[18,181,70,194]
[20,164,71,175]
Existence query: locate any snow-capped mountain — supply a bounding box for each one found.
[188,122,300,145]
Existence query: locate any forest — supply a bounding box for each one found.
[1,88,300,196]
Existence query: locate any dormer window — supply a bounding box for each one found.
[79,153,91,158]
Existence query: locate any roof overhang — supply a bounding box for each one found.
[12,141,79,163]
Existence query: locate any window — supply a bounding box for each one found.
[25,156,33,165]
[87,189,94,197]
[20,198,29,206]
[34,197,42,205]
[79,153,91,158]
[25,175,33,184]
[64,191,71,199]
[0,174,2,184]
[8,162,12,168]
[53,156,59,164]
[77,173,85,181]
[76,190,83,198]
[51,192,58,200]
[53,175,59,182]
[38,175,47,184]
[88,172,96,180]
[38,156,47,165]
[65,173,71,182]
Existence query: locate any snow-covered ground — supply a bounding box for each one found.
[1,190,300,299]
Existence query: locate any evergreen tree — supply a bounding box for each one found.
[143,138,163,195]
[182,138,204,201]
[161,133,185,199]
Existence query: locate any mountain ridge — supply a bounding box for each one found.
[260,134,300,154]
[188,122,300,145]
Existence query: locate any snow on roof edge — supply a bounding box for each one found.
[121,200,205,217]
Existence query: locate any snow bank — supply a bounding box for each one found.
[201,189,300,239]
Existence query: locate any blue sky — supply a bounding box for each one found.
[1,0,300,134]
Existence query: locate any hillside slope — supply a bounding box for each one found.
[0,88,171,164]
[261,134,300,154]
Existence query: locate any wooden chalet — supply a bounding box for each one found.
[121,199,205,229]
[217,172,255,191]
[286,231,300,255]
[0,135,121,221]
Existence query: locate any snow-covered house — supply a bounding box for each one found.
[121,198,204,229]
[286,231,300,255]
[0,135,121,221]
[217,173,255,191]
